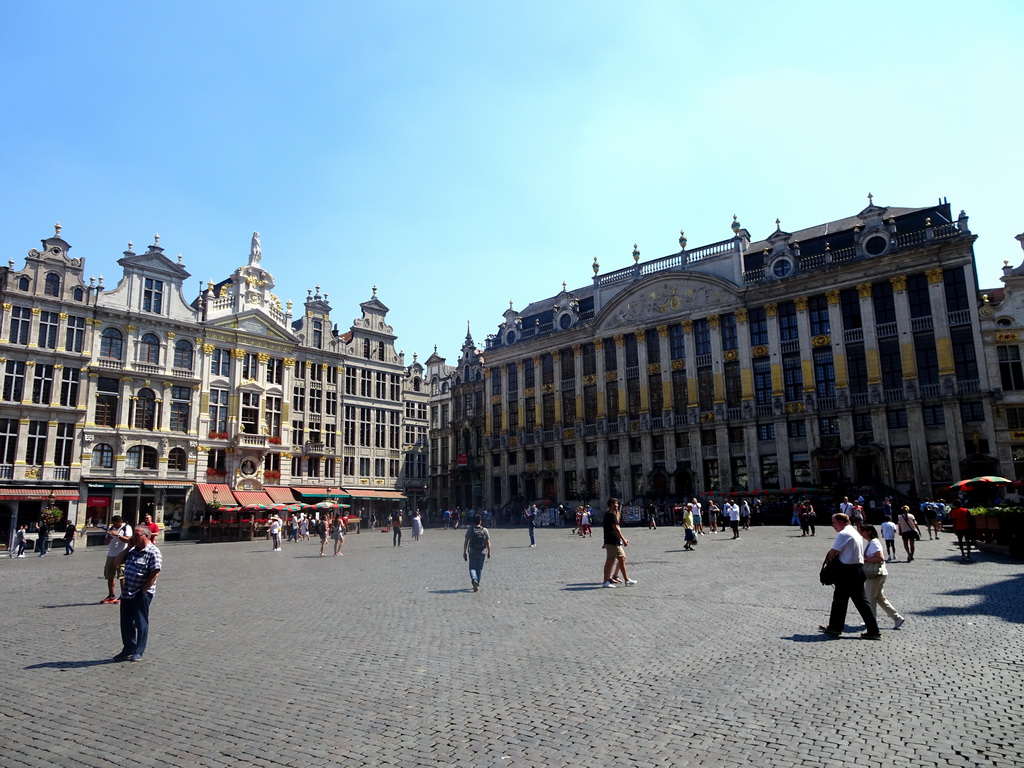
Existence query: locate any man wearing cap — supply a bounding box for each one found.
[112,527,162,662]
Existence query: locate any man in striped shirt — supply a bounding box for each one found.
[112,528,163,663]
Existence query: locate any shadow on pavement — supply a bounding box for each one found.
[26,658,121,669]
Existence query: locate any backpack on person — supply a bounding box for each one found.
[468,527,489,553]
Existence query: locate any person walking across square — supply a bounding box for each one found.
[462,514,491,592]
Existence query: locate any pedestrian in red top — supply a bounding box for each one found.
[949,504,974,561]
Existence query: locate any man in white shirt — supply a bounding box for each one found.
[101,515,133,604]
[819,513,880,640]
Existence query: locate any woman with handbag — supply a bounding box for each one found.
[897,505,922,562]
[860,525,906,630]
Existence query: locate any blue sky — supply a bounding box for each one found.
[2,1,1021,363]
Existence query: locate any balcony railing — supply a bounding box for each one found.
[947,309,972,327]
[0,464,13,479]
[884,388,905,403]
[876,322,898,338]
[911,316,933,332]
[238,434,269,448]
[844,328,864,344]
[958,379,980,394]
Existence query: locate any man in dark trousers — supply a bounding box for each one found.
[819,513,880,640]
[112,527,162,662]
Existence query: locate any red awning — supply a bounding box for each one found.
[342,488,407,500]
[195,483,235,506]
[0,488,80,501]
[263,486,299,504]
[233,490,274,507]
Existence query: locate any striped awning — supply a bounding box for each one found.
[263,486,299,504]
[233,490,274,506]
[342,488,406,500]
[195,483,235,506]
[293,486,350,499]
[0,488,80,501]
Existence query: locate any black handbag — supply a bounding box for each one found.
[820,558,842,586]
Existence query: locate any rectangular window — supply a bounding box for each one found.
[960,401,985,422]
[694,319,711,356]
[240,392,260,434]
[0,418,18,464]
[672,369,687,413]
[65,315,86,352]
[998,346,1024,390]
[170,386,191,433]
[887,409,908,429]
[524,396,536,430]
[310,364,322,382]
[524,359,535,389]
[242,353,258,380]
[266,396,282,437]
[54,423,74,466]
[753,358,772,406]
[669,324,686,360]
[813,348,835,398]
[293,385,305,412]
[32,363,54,404]
[852,412,872,434]
[951,326,979,382]
[846,344,868,394]
[38,311,60,349]
[749,308,768,347]
[879,338,902,390]
[777,302,798,342]
[808,296,830,336]
[697,367,714,412]
[760,454,779,488]
[1006,407,1024,430]
[914,332,939,386]
[343,406,356,446]
[25,420,47,465]
[819,417,840,436]
[359,407,371,446]
[60,367,80,407]
[782,353,802,402]
[345,367,357,395]
[944,267,970,313]
[210,348,231,377]
[143,278,164,313]
[208,388,229,433]
[3,360,26,402]
[625,380,640,419]
[873,282,897,325]
[309,388,322,415]
[603,338,618,375]
[757,423,776,441]
[788,420,806,439]
[840,289,862,330]
[720,314,738,351]
[292,420,304,445]
[265,357,283,384]
[9,306,31,345]
[361,370,372,397]
[376,372,386,400]
[923,405,945,427]
[906,273,930,318]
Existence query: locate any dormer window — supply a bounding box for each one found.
[143,278,164,313]
[312,320,323,349]
[772,259,793,278]
[44,273,61,297]
[363,339,371,359]
[378,341,385,361]
[73,287,84,301]
[17,277,29,291]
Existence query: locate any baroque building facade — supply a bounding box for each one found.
[0,228,416,542]
[477,198,999,511]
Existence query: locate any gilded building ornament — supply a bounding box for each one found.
[647,362,661,374]
[857,282,873,299]
[594,339,604,351]
[707,314,720,329]
[671,359,685,371]
[735,308,747,323]
[751,345,769,357]
[723,350,738,362]
[542,383,554,394]
[926,268,944,285]
[258,353,271,363]
[826,291,840,305]
[283,358,296,367]
[681,320,693,332]
[125,324,136,331]
[508,437,517,447]
[202,343,214,354]
[2,303,10,310]
[890,275,907,291]
[812,335,831,347]
[231,348,246,359]
[613,334,625,347]
[793,297,808,311]
[605,371,618,382]
[59,312,68,320]
[700,412,715,422]
[583,374,597,385]
[764,303,778,317]
[491,394,502,404]
[31,307,41,315]
[786,402,805,413]
[166,332,175,339]
[524,387,535,398]
[656,325,669,338]
[995,332,1018,342]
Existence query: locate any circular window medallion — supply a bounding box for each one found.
[864,235,888,256]
[240,459,257,476]
[505,329,517,345]
[558,313,572,330]
[772,259,793,278]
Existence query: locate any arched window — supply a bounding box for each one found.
[363,339,371,359]
[173,339,194,371]
[312,320,323,349]
[132,388,158,430]
[44,273,61,297]
[92,443,114,468]
[72,287,84,301]
[126,445,158,469]
[378,341,385,361]
[168,447,187,471]
[139,333,160,365]
[100,328,124,360]
[413,377,421,392]
[18,276,29,291]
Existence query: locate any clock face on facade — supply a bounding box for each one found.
[772,259,793,278]
[240,459,257,476]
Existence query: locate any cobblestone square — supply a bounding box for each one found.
[2,524,1021,767]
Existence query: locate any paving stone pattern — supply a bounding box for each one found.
[2,525,1022,767]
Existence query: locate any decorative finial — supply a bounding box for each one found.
[775,218,781,231]
[372,285,378,297]
[592,257,600,275]
[154,233,160,244]
[824,242,831,251]
[177,253,183,264]
[54,222,62,237]
[678,230,687,250]
[207,280,214,291]
[9,259,15,269]
[128,241,133,251]
[286,299,293,310]
[434,344,438,354]
[982,294,990,304]
[562,281,567,292]
[867,192,874,205]
[925,217,932,227]
[509,300,514,309]
[1004,260,1010,267]
[632,244,640,263]
[731,214,740,234]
